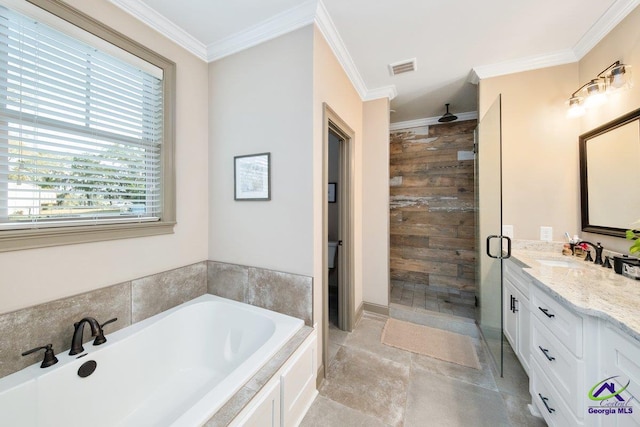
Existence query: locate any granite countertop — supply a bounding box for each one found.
[509,241,640,344]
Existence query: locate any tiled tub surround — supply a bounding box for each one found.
[0,261,313,379]
[509,242,640,341]
[0,262,207,379]
[207,261,313,326]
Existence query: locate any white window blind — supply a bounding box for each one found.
[0,5,164,230]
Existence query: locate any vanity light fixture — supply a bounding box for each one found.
[566,60,632,118]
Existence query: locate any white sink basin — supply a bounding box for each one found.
[536,259,582,268]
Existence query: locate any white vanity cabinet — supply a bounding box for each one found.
[503,259,532,375]
[530,283,586,426]
[599,324,640,426]
[506,256,640,427]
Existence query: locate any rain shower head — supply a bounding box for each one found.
[438,103,458,123]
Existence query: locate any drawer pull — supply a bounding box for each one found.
[510,295,514,312]
[538,393,555,414]
[538,346,556,361]
[538,307,555,318]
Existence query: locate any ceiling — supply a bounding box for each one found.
[110,0,638,125]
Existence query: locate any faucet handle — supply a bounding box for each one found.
[22,344,58,368]
[93,317,118,346]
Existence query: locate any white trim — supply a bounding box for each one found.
[110,0,637,99]
[207,0,317,62]
[390,111,478,131]
[105,0,396,102]
[364,85,397,101]
[314,1,397,101]
[314,0,367,99]
[573,0,640,59]
[472,0,640,80]
[472,49,577,80]
[108,0,207,61]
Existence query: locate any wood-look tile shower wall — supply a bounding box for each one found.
[390,120,477,303]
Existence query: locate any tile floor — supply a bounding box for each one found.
[390,280,476,319]
[301,309,546,427]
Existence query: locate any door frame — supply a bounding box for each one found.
[322,103,355,378]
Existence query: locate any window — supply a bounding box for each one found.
[0,0,175,251]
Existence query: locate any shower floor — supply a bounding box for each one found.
[390,280,476,319]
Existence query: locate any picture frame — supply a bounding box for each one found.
[234,153,271,201]
[328,182,337,203]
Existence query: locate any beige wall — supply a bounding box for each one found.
[0,0,209,314]
[479,5,640,255]
[312,25,365,320]
[362,98,390,307]
[208,26,314,276]
[209,24,372,370]
[479,64,581,245]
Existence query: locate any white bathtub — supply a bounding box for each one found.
[0,294,304,426]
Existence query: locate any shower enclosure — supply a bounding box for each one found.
[475,94,510,376]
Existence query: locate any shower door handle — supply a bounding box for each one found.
[486,235,511,259]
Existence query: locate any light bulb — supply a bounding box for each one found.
[566,96,585,118]
[607,64,632,91]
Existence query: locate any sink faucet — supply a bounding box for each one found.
[581,241,604,265]
[69,317,103,356]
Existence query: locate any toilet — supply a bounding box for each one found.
[328,241,339,269]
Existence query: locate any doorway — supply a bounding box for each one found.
[327,129,342,329]
[322,103,355,378]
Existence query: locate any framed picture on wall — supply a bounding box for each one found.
[234,153,271,201]
[328,182,337,203]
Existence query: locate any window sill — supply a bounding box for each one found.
[0,221,176,252]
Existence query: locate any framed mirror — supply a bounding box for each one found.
[580,107,640,237]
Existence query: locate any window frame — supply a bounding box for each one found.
[0,0,176,252]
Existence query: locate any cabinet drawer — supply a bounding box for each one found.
[531,359,583,427]
[531,316,584,416]
[504,260,531,297]
[531,285,583,357]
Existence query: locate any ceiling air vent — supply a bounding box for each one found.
[389,58,417,76]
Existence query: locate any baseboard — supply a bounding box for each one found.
[316,363,325,389]
[355,301,364,328]
[363,301,389,316]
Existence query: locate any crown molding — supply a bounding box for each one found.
[390,111,478,131]
[109,0,397,101]
[471,0,640,81]
[109,0,207,61]
[314,1,396,101]
[314,1,367,99]
[573,0,640,59]
[207,0,317,62]
[472,49,577,80]
[364,85,397,101]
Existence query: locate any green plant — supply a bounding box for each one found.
[626,228,640,254]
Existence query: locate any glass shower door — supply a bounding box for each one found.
[475,94,509,376]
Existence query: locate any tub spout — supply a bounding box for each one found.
[69,317,102,356]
